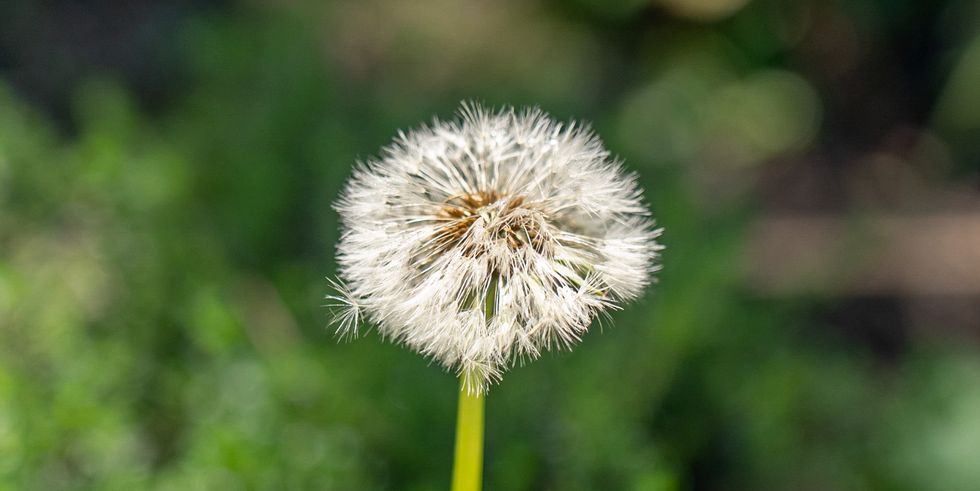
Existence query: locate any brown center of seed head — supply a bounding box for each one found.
[426,191,550,263]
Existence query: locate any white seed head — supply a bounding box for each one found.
[329,102,663,393]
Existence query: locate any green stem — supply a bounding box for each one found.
[451,278,495,491]
[451,378,485,491]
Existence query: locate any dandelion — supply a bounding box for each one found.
[329,102,662,394]
[329,102,662,490]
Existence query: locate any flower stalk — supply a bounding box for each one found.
[451,378,485,491]
[451,277,495,490]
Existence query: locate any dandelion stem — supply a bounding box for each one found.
[451,280,494,491]
[451,377,485,491]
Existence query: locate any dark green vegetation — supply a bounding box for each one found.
[2,1,980,489]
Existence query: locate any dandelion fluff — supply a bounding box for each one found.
[330,102,663,393]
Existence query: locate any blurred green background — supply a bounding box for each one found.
[2,0,980,489]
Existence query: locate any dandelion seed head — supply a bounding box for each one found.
[330,102,663,394]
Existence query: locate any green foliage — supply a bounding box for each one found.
[2,1,980,490]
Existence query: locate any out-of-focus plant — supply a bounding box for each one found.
[1,0,979,490]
